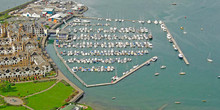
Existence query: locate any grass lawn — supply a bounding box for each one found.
[0,13,10,21]
[0,80,56,97]
[0,105,28,110]
[0,97,4,105]
[26,82,74,110]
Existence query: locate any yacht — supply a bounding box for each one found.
[173,45,178,51]
[178,54,183,59]
[73,19,81,23]
[147,20,151,24]
[207,58,213,62]
[179,72,186,75]
[154,20,159,25]
[207,52,213,62]
[152,56,158,62]
[112,75,119,81]
[82,19,90,23]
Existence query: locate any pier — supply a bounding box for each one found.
[54,40,157,87]
[163,23,190,65]
[112,57,154,84]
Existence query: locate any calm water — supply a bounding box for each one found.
[0,0,31,12]
[3,0,220,110]
[48,0,220,109]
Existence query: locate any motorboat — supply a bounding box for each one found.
[154,73,160,76]
[160,65,166,69]
[152,56,158,62]
[175,102,181,104]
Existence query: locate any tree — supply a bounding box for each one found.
[0,81,12,92]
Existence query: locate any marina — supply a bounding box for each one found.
[52,15,191,87]
[54,37,157,87]
[60,16,189,65]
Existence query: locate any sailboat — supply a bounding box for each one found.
[179,68,186,75]
[112,68,119,81]
[207,52,213,62]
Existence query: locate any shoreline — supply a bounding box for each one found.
[0,0,38,15]
[0,0,89,105]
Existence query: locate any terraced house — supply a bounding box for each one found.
[0,23,52,80]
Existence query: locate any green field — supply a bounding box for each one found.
[0,80,56,97]
[26,82,74,110]
[0,105,28,110]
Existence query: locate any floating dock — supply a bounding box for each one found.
[163,23,189,65]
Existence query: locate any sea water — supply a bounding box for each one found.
[47,0,220,110]
[0,0,31,12]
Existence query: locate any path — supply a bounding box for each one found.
[24,80,60,98]
[22,104,34,110]
[56,70,84,102]
[1,95,34,110]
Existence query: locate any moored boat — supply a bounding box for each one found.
[160,65,166,69]
[178,54,183,59]
[154,73,160,76]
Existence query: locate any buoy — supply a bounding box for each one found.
[202,100,207,102]
[201,28,203,31]
[180,27,184,30]
[185,16,187,19]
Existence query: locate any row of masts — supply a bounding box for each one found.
[72,66,115,72]
[61,49,149,56]
[69,26,149,33]
[67,33,152,41]
[57,41,152,48]
[66,57,132,64]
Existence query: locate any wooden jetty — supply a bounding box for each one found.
[54,41,157,87]
[163,23,189,65]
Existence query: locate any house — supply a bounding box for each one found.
[22,12,41,18]
[42,8,55,16]
[48,13,68,23]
